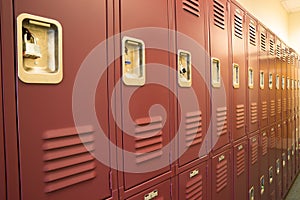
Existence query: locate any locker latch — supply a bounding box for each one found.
[260,71,264,89]
[232,64,240,88]
[282,76,285,90]
[276,159,280,175]
[249,186,254,200]
[282,153,286,167]
[248,68,254,89]
[276,74,280,89]
[178,50,192,87]
[269,73,273,89]
[260,176,265,195]
[144,190,158,200]
[189,169,199,178]
[269,167,273,184]
[211,58,221,88]
[23,30,41,59]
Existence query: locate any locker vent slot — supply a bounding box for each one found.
[216,107,227,136]
[270,129,276,149]
[260,33,266,51]
[182,0,200,17]
[216,159,228,192]
[283,98,287,112]
[277,99,282,114]
[234,14,243,39]
[185,111,203,148]
[270,39,275,56]
[213,0,225,30]
[270,100,276,117]
[185,173,203,199]
[276,44,281,59]
[282,47,286,62]
[261,101,268,120]
[287,49,291,64]
[288,98,291,111]
[135,116,163,164]
[262,134,268,156]
[236,104,245,129]
[251,138,258,164]
[250,102,258,124]
[43,126,96,193]
[236,147,245,176]
[249,24,256,46]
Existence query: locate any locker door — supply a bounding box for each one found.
[230,3,246,141]
[178,161,208,200]
[275,123,282,200]
[282,120,288,196]
[258,25,269,129]
[282,43,287,121]
[275,38,282,123]
[15,1,113,200]
[268,33,276,124]
[291,117,296,180]
[208,0,230,151]
[246,15,259,134]
[211,149,232,200]
[287,118,293,187]
[269,126,276,200]
[119,0,172,191]
[175,0,209,167]
[233,139,248,200]
[260,129,269,200]
[291,51,296,116]
[248,133,260,200]
[287,47,292,118]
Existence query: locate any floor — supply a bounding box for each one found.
[285,174,300,200]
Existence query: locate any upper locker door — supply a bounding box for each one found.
[14,1,112,200]
[175,0,209,167]
[230,3,246,141]
[282,43,287,120]
[246,15,259,134]
[268,32,276,124]
[119,0,172,191]
[208,0,230,151]
[258,24,269,129]
[287,47,292,117]
[275,38,282,123]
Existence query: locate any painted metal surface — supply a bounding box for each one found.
[275,37,282,123]
[269,32,276,124]
[260,129,269,200]
[275,123,283,200]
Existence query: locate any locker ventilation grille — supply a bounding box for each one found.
[261,101,268,120]
[185,173,203,199]
[234,14,243,39]
[276,44,281,59]
[283,98,287,112]
[288,98,291,111]
[277,99,282,115]
[270,39,275,56]
[236,104,245,129]
[216,107,227,136]
[262,133,268,156]
[43,126,96,193]
[250,102,258,124]
[270,129,276,149]
[251,138,258,164]
[282,47,286,62]
[135,116,163,164]
[185,111,203,148]
[270,100,276,117]
[216,159,228,192]
[292,54,295,66]
[213,0,225,30]
[249,24,256,46]
[236,146,245,176]
[260,33,266,51]
[287,48,291,64]
[182,0,200,17]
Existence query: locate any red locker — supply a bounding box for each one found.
[14,1,115,200]
[126,179,173,200]
[268,32,276,124]
[211,148,232,200]
[118,0,172,194]
[233,138,248,200]
[258,24,269,129]
[282,120,288,196]
[291,51,296,116]
[178,161,208,200]
[259,129,269,200]
[229,2,246,141]
[175,0,209,167]
[282,43,287,121]
[287,47,292,117]
[287,118,293,187]
[248,133,260,200]
[291,117,296,180]
[275,38,282,123]
[246,14,259,134]
[208,0,230,151]
[269,126,276,200]
[275,123,283,200]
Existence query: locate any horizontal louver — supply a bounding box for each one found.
[213,0,225,30]
[183,0,200,17]
[249,24,256,46]
[234,13,243,39]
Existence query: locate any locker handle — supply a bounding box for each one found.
[232,64,240,88]
[276,159,280,175]
[211,58,221,88]
[248,67,254,89]
[178,50,192,87]
[269,167,273,184]
[282,76,285,90]
[269,73,273,89]
[249,186,254,200]
[260,71,264,89]
[276,74,280,90]
[260,176,265,195]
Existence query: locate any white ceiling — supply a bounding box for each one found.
[281,0,300,13]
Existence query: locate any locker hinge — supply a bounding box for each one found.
[109,170,113,190]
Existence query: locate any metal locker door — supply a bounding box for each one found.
[287,118,293,188]
[259,129,269,200]
[268,32,276,124]
[119,0,172,192]
[211,148,232,200]
[287,47,292,118]
[275,123,283,200]
[175,0,209,167]
[246,15,259,134]
[178,161,208,200]
[282,43,287,121]
[291,117,296,180]
[258,24,269,129]
[291,51,296,116]
[282,120,288,197]
[208,0,230,151]
[275,38,282,123]
[15,1,113,200]
[269,126,276,200]
[233,139,248,200]
[248,133,260,200]
[230,3,246,141]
